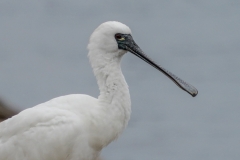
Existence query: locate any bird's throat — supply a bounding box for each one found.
[91,53,131,131]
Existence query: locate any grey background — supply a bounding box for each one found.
[1,0,240,160]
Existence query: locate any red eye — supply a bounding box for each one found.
[115,34,122,39]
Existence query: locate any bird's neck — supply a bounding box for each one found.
[88,49,131,129]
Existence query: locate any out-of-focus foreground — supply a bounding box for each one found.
[0,99,17,122]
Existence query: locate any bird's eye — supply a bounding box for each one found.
[115,34,123,40]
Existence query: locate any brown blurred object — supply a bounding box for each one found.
[0,99,18,122]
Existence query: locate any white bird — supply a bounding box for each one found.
[0,21,198,160]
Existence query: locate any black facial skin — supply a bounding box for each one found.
[115,34,138,50]
[115,33,198,97]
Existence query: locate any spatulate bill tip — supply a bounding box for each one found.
[187,89,198,97]
[191,92,198,97]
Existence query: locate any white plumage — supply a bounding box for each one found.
[0,21,197,160]
[0,21,132,160]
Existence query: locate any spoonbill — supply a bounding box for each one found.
[0,21,198,160]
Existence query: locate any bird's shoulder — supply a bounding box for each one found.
[0,94,103,159]
[0,94,98,140]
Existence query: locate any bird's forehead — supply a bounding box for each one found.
[95,21,132,35]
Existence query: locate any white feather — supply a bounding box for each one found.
[0,21,132,160]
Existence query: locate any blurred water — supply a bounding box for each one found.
[0,1,240,159]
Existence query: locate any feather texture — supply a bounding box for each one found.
[0,21,132,160]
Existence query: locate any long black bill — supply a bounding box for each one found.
[119,35,198,97]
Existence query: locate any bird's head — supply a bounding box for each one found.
[88,21,198,97]
[88,21,132,55]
